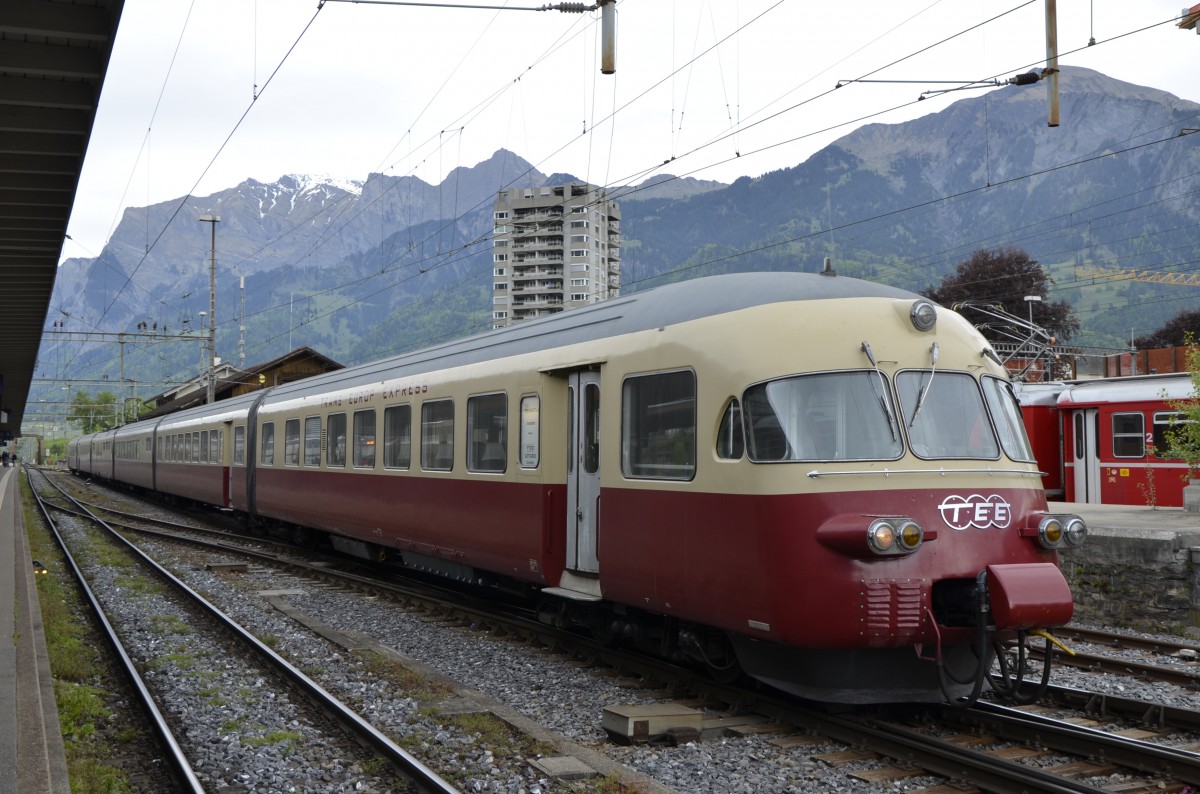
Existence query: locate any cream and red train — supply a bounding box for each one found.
[69,272,1084,703]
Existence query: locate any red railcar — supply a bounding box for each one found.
[1060,375,1193,506]
[1019,374,1195,507]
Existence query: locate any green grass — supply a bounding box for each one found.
[20,473,133,793]
[242,730,302,749]
[352,649,451,704]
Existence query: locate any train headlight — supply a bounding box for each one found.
[1063,516,1087,548]
[910,300,938,332]
[867,518,923,556]
[1037,516,1064,549]
[868,520,896,553]
[897,520,924,552]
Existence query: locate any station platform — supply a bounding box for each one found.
[1050,500,1200,632]
[1050,500,1200,542]
[0,466,70,793]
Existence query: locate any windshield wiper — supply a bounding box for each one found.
[909,342,940,428]
[861,341,897,441]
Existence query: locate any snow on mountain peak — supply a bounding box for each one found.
[280,173,363,195]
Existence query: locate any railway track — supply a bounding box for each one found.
[36,468,1200,793]
[28,467,459,794]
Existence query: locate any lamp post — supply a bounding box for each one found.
[1024,295,1043,381]
[199,214,220,404]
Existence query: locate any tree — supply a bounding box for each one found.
[1134,308,1200,349]
[922,247,1080,342]
[1163,334,1200,482]
[68,390,117,433]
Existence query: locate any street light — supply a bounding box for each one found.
[199,214,220,404]
[1024,296,1044,381]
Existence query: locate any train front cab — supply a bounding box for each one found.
[543,297,1085,704]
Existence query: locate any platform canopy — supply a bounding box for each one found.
[0,0,125,440]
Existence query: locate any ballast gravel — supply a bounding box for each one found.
[55,517,408,793]
[114,531,1200,794]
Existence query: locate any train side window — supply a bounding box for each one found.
[201,431,209,463]
[520,395,540,469]
[467,393,507,473]
[356,409,379,468]
[328,413,347,467]
[1073,413,1084,459]
[261,422,275,465]
[1111,412,1145,458]
[284,419,300,466]
[210,430,221,463]
[421,400,455,471]
[233,426,246,465]
[382,406,408,468]
[193,432,201,462]
[1152,412,1188,458]
[304,416,322,466]
[716,398,745,459]
[622,370,696,480]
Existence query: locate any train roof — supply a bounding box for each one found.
[257,271,920,401]
[1012,381,1068,406]
[1055,373,1196,407]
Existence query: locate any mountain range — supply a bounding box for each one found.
[46,66,1200,397]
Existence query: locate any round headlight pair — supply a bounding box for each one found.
[1037,514,1087,550]
[867,518,923,555]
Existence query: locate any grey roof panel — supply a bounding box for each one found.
[264,272,920,400]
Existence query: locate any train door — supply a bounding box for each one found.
[566,371,601,573]
[1071,408,1101,503]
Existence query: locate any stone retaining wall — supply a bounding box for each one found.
[1059,530,1200,636]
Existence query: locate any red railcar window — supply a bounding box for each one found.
[1111,412,1145,458]
[1153,412,1188,458]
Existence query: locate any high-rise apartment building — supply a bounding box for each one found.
[491,182,620,328]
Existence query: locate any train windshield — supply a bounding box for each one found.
[981,376,1036,462]
[895,371,1000,459]
[744,371,903,462]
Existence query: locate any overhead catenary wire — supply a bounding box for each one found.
[58,4,1200,386]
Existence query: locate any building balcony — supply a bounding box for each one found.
[512,296,564,308]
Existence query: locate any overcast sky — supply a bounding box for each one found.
[62,0,1200,264]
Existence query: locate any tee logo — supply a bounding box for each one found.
[938,494,1012,530]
